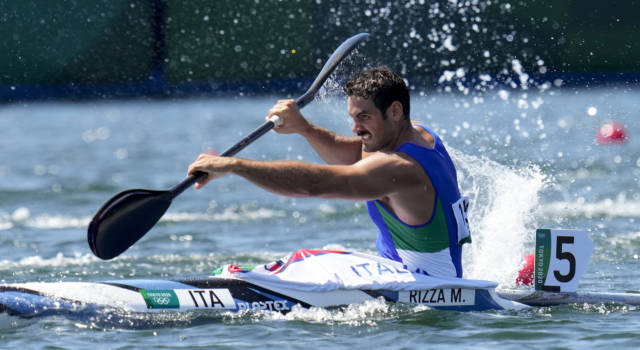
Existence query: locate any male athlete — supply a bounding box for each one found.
[188,67,471,278]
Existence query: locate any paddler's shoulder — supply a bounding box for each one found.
[409,121,435,149]
[359,150,414,167]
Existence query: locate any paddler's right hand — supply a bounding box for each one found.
[187,152,235,189]
[267,99,311,135]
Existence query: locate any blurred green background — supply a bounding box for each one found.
[1,0,638,100]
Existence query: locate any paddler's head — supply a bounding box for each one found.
[344,67,410,152]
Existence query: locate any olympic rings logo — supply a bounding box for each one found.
[152,297,171,305]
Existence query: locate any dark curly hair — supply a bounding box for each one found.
[343,67,410,120]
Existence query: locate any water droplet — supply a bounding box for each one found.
[115,148,128,160]
[12,207,30,221]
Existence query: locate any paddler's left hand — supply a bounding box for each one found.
[187,152,235,189]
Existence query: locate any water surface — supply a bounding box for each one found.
[1,88,640,348]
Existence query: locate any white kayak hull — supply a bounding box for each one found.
[4,276,639,328]
[0,276,523,322]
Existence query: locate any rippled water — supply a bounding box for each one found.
[1,87,640,348]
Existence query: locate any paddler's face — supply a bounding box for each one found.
[348,96,395,152]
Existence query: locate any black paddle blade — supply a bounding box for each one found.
[88,189,172,260]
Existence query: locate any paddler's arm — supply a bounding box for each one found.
[188,152,423,200]
[267,99,363,165]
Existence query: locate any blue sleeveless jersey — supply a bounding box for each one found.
[366,124,467,277]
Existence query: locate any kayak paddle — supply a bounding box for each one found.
[88,32,370,260]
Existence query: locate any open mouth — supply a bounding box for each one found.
[357,130,372,141]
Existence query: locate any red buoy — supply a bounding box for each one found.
[516,253,534,286]
[597,122,627,144]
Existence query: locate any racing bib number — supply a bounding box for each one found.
[535,229,593,292]
[452,196,471,244]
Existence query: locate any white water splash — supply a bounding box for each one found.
[163,207,286,223]
[0,252,97,271]
[511,59,530,90]
[25,214,90,229]
[0,206,285,230]
[0,221,12,231]
[449,148,548,287]
[261,298,393,325]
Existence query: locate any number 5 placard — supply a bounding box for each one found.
[535,229,594,292]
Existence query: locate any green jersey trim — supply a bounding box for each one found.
[373,198,450,253]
